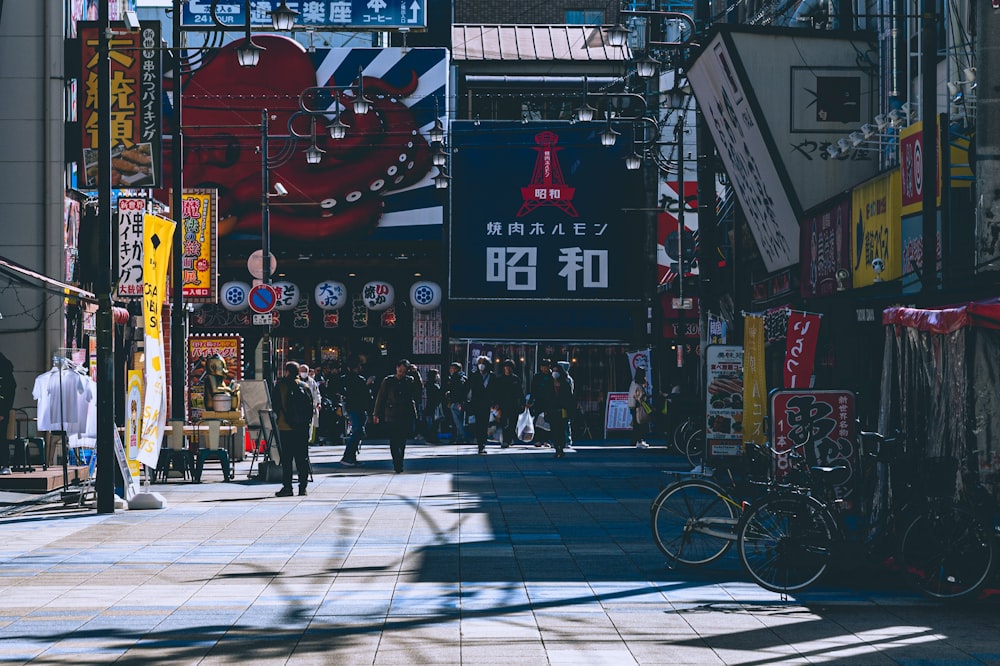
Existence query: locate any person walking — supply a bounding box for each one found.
[528,358,555,447]
[373,359,421,473]
[444,361,470,444]
[274,361,312,496]
[494,359,523,449]
[468,356,499,454]
[628,367,651,449]
[550,368,575,459]
[555,361,575,449]
[339,356,372,467]
[421,368,444,444]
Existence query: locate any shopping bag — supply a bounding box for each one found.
[516,407,535,442]
[534,412,551,432]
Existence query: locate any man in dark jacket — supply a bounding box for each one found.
[373,359,422,473]
[275,361,311,497]
[467,355,499,454]
[494,359,524,449]
[444,361,470,444]
[339,356,373,466]
[528,358,555,447]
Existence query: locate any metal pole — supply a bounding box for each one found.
[676,111,685,369]
[96,0,115,513]
[920,0,938,296]
[261,109,273,385]
[171,0,186,420]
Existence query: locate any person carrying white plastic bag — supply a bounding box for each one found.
[516,406,535,442]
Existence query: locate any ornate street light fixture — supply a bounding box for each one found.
[433,167,450,190]
[270,1,299,31]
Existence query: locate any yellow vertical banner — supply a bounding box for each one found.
[743,315,768,446]
[137,213,176,469]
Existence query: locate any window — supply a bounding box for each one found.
[565,10,605,25]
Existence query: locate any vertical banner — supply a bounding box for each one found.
[783,311,822,388]
[116,198,145,298]
[137,213,176,469]
[79,21,162,188]
[180,190,218,302]
[124,370,143,493]
[742,315,767,446]
[705,345,744,456]
[772,390,858,509]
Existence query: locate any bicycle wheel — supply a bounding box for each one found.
[737,494,835,594]
[672,421,693,456]
[897,501,993,601]
[685,428,705,466]
[651,479,737,565]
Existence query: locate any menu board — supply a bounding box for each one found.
[604,392,633,437]
[704,345,745,456]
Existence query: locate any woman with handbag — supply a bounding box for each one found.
[628,367,651,449]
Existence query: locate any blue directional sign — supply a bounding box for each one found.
[182,0,427,30]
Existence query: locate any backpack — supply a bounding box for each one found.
[283,378,314,428]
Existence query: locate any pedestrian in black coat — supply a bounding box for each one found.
[467,355,499,454]
[494,359,524,449]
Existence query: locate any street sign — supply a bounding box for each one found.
[252,313,274,326]
[672,297,694,310]
[248,283,278,314]
[182,0,427,30]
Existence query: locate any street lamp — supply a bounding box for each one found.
[211,0,298,67]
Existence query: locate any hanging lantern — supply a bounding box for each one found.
[272,281,300,310]
[220,281,251,311]
[314,280,347,310]
[362,280,394,311]
[409,281,442,311]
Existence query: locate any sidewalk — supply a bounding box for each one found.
[0,439,998,665]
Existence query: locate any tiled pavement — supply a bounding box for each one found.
[0,440,998,665]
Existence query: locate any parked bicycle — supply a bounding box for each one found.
[736,430,997,599]
[671,415,705,465]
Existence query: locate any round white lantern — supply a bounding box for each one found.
[362,281,394,311]
[409,281,442,310]
[314,281,347,310]
[272,281,300,310]
[220,281,250,311]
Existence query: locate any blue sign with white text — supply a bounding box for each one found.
[449,121,643,302]
[182,0,426,29]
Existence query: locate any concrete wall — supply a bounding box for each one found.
[0,0,67,412]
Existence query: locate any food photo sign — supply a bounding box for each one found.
[704,345,745,457]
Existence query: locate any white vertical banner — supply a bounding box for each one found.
[116,198,145,298]
[136,213,175,469]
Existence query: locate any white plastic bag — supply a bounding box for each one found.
[517,407,535,442]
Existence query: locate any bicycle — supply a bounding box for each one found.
[649,440,779,567]
[736,430,997,599]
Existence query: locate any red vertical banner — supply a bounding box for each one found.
[783,312,821,388]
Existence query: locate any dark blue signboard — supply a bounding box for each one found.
[449,121,642,302]
[182,0,426,30]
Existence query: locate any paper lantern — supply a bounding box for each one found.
[272,281,300,310]
[220,281,250,311]
[314,281,347,310]
[362,281,394,311]
[409,281,442,311]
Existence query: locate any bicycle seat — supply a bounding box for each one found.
[810,465,846,475]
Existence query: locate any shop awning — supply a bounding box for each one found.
[0,254,97,304]
[882,297,1000,334]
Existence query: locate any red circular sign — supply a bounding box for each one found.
[248,284,278,314]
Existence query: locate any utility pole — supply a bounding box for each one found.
[170,0,186,422]
[694,0,717,396]
[96,0,115,513]
[919,0,938,296]
[976,0,1000,276]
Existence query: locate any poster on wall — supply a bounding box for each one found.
[851,171,901,287]
[79,21,162,189]
[450,121,642,301]
[187,335,243,419]
[800,197,852,298]
[180,189,218,302]
[704,345,744,456]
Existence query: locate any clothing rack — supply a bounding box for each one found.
[50,348,85,498]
